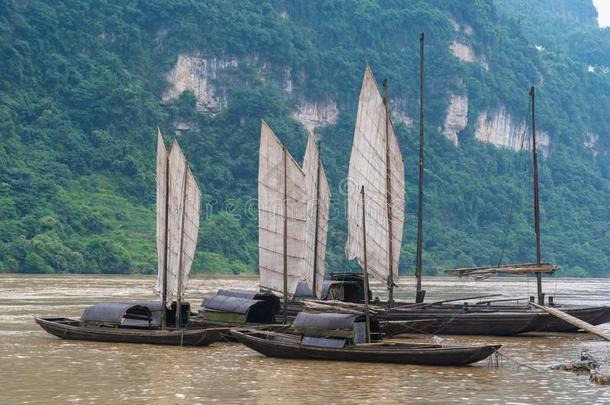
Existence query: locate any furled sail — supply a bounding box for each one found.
[345,66,405,286]
[258,120,307,298]
[155,133,202,308]
[302,131,331,298]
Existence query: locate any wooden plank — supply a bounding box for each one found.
[530,302,610,341]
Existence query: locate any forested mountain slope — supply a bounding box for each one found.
[1,0,610,277]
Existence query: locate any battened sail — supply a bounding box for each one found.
[345,66,405,286]
[258,120,307,298]
[155,133,202,308]
[302,131,331,298]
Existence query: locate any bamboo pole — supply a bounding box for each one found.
[312,138,321,298]
[282,146,289,324]
[361,186,371,343]
[530,86,544,304]
[530,303,610,341]
[382,79,395,307]
[415,32,425,303]
[175,156,189,328]
[161,132,169,330]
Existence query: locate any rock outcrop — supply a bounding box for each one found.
[475,108,550,156]
[443,94,468,146]
[162,54,238,114]
[450,41,489,70]
[293,101,339,132]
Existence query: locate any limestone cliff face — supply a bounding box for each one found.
[449,19,489,70]
[293,101,339,132]
[443,94,468,146]
[162,54,238,114]
[163,53,339,131]
[475,108,550,156]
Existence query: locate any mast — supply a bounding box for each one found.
[283,145,289,323]
[161,147,170,329]
[529,86,543,304]
[312,140,322,296]
[360,186,371,343]
[415,32,426,303]
[382,79,395,306]
[175,157,189,328]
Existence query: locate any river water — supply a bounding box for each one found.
[1,274,610,404]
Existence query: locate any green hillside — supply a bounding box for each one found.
[1,0,610,277]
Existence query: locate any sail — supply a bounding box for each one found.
[302,131,331,298]
[258,120,307,298]
[345,66,405,286]
[155,129,168,301]
[178,166,202,298]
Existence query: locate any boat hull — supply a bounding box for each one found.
[232,330,501,366]
[379,305,610,335]
[35,317,226,346]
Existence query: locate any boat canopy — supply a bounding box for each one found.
[81,301,163,328]
[200,289,279,323]
[293,312,363,330]
[292,312,380,344]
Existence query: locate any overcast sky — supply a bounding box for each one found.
[593,0,610,27]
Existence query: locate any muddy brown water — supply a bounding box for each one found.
[1,274,610,404]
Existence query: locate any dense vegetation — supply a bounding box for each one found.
[1,0,610,278]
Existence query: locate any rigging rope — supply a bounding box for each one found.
[496,97,533,267]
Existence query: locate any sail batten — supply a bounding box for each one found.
[345,66,405,286]
[258,120,307,298]
[303,131,331,298]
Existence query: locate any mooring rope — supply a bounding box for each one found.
[494,351,544,372]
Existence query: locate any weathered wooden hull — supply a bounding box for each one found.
[232,330,501,366]
[531,306,610,332]
[380,305,610,335]
[35,317,226,346]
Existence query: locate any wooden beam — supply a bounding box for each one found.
[445,263,556,278]
[530,302,610,341]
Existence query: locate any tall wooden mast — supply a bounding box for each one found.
[312,140,322,297]
[175,157,189,328]
[161,136,170,329]
[529,86,544,304]
[415,32,426,303]
[282,145,289,323]
[361,186,371,343]
[382,79,395,306]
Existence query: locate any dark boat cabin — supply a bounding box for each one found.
[80,301,190,328]
[291,312,381,347]
[200,289,280,324]
[321,273,371,303]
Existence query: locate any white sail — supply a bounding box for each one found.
[345,66,405,286]
[258,120,307,298]
[154,132,202,308]
[164,140,190,308]
[302,131,331,298]
[178,167,201,299]
[154,128,168,300]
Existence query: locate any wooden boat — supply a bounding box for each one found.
[295,274,610,335]
[35,316,225,346]
[231,313,501,366]
[36,130,222,345]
